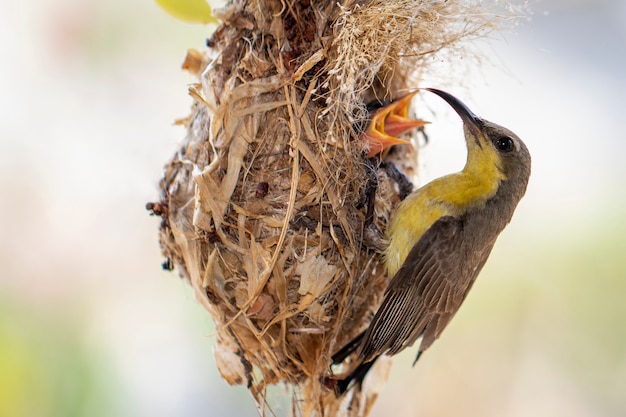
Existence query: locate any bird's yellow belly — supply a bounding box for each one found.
[384,194,453,276]
[384,171,501,277]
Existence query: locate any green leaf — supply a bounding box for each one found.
[155,0,218,24]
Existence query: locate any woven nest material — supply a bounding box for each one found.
[148,0,510,415]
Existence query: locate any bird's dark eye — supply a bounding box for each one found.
[495,137,514,153]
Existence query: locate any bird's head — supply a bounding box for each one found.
[424,88,531,186]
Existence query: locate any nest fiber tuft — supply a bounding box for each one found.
[148,0,509,415]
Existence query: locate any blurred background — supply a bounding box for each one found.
[1,0,624,416]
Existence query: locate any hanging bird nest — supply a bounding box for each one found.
[148,0,513,415]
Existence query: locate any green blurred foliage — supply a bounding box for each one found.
[0,301,129,417]
[538,210,626,410]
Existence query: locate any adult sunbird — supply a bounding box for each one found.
[331,88,531,394]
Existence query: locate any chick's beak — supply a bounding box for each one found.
[382,92,428,137]
[360,92,428,158]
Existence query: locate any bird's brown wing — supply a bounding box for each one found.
[358,215,473,362]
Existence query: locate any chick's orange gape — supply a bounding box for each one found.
[360,91,428,158]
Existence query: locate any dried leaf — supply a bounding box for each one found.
[296,254,338,298]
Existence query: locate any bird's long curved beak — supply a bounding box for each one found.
[423,88,481,135]
[360,92,427,158]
